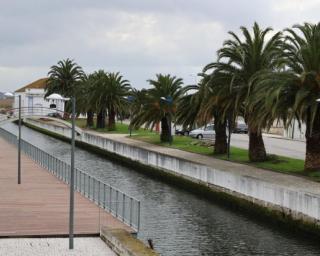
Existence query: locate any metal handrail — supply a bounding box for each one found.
[0,127,140,232]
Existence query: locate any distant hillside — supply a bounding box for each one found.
[0,92,5,100]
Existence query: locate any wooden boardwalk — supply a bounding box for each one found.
[0,137,133,237]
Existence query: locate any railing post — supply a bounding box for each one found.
[122,194,125,221]
[88,176,91,199]
[98,181,101,206]
[137,201,141,232]
[93,178,95,202]
[103,184,106,209]
[109,187,112,212]
[116,190,119,217]
[80,172,83,194]
[129,198,133,227]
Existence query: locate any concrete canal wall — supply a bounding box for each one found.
[25,119,320,232]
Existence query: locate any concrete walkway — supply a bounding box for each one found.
[0,237,116,256]
[0,136,132,237]
[87,131,320,196]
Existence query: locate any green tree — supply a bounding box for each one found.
[89,70,131,130]
[254,23,320,170]
[131,74,183,142]
[177,73,229,155]
[105,72,131,130]
[204,22,283,162]
[75,74,95,127]
[46,58,84,98]
[200,72,234,155]
[46,58,84,116]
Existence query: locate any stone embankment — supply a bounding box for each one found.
[25,118,320,234]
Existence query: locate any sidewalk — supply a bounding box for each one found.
[0,136,132,237]
[0,237,115,256]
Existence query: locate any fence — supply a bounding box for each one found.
[0,127,140,232]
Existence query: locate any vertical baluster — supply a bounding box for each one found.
[122,194,125,221]
[98,181,101,206]
[103,184,106,209]
[80,172,83,194]
[109,187,112,212]
[92,178,95,202]
[137,201,141,232]
[116,190,119,218]
[130,197,133,227]
[88,176,91,199]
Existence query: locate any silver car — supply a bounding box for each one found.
[189,125,215,139]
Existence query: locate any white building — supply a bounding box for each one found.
[13,78,66,117]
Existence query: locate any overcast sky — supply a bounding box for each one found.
[1,0,319,92]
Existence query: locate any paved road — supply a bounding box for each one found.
[231,134,305,159]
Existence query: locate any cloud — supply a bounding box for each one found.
[0,0,319,91]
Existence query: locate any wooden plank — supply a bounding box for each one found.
[0,137,133,237]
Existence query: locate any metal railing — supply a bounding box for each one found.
[0,127,140,232]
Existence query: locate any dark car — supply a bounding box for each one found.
[175,128,191,136]
[47,112,62,119]
[233,123,248,133]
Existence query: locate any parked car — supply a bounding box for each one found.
[233,122,248,134]
[189,124,215,139]
[175,127,191,136]
[47,112,62,119]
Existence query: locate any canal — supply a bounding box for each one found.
[4,122,320,255]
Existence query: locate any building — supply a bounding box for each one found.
[13,78,66,116]
[264,119,306,141]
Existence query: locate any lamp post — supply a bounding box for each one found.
[18,95,21,184]
[227,116,232,160]
[69,96,76,249]
[46,94,75,250]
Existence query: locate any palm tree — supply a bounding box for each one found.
[131,74,183,143]
[75,74,95,127]
[176,74,228,154]
[90,70,131,130]
[176,84,204,129]
[204,22,283,162]
[89,70,108,129]
[254,23,320,170]
[105,72,131,130]
[46,58,84,98]
[46,59,84,117]
[200,72,234,155]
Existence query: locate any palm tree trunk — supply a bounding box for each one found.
[86,110,94,128]
[248,126,267,162]
[108,108,116,131]
[305,112,320,170]
[160,116,171,142]
[96,110,106,129]
[214,117,227,154]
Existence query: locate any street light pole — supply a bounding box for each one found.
[168,114,172,145]
[129,109,132,137]
[18,95,21,184]
[69,97,76,249]
[227,112,232,160]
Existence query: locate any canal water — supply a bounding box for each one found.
[3,123,320,255]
